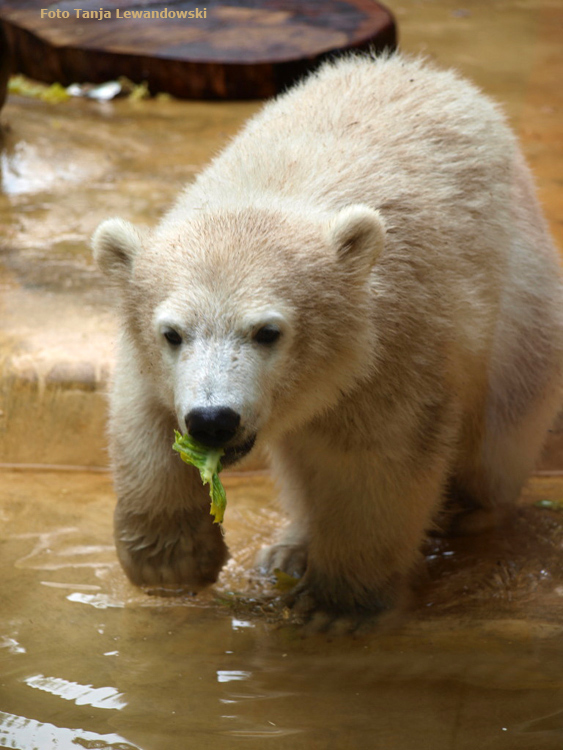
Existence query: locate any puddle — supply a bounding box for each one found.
[1,469,563,749]
[0,0,561,471]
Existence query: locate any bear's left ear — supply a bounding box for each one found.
[92,218,145,284]
[327,205,386,273]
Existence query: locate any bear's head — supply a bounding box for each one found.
[93,204,385,464]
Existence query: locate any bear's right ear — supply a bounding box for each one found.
[327,205,386,274]
[92,218,144,284]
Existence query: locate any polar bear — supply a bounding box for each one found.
[93,53,563,616]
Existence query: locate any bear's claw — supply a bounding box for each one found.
[255,542,308,580]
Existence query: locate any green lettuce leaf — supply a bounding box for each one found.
[172,430,227,523]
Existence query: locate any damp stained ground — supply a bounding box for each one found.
[1,0,563,748]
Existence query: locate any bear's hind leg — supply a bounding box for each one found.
[447,381,563,535]
[448,232,563,534]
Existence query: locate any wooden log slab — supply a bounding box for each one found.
[0,0,396,99]
[0,23,9,109]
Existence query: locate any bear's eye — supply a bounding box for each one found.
[253,324,281,345]
[163,328,182,346]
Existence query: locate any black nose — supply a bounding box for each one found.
[185,406,241,448]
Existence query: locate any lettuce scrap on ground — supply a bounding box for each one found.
[9,74,152,103]
[172,430,227,523]
[273,568,300,591]
[9,75,70,103]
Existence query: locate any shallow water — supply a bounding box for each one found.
[1,469,563,750]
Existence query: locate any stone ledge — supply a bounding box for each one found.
[0,353,268,472]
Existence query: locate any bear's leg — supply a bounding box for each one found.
[447,287,563,535]
[255,520,308,579]
[262,435,452,615]
[255,453,311,578]
[109,369,228,590]
[449,382,562,534]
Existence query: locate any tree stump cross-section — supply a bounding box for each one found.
[0,0,396,99]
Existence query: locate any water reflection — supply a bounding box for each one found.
[67,592,125,609]
[0,636,26,655]
[24,674,127,710]
[216,670,251,683]
[41,581,102,591]
[231,618,255,630]
[0,711,140,750]
[0,143,97,196]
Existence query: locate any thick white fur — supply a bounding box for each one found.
[93,53,563,612]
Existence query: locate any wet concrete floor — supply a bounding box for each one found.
[1,0,563,748]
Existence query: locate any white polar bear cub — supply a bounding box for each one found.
[93,53,563,615]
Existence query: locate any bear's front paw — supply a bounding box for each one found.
[284,568,404,633]
[255,541,308,580]
[114,507,229,592]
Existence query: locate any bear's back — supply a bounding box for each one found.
[189,54,516,219]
